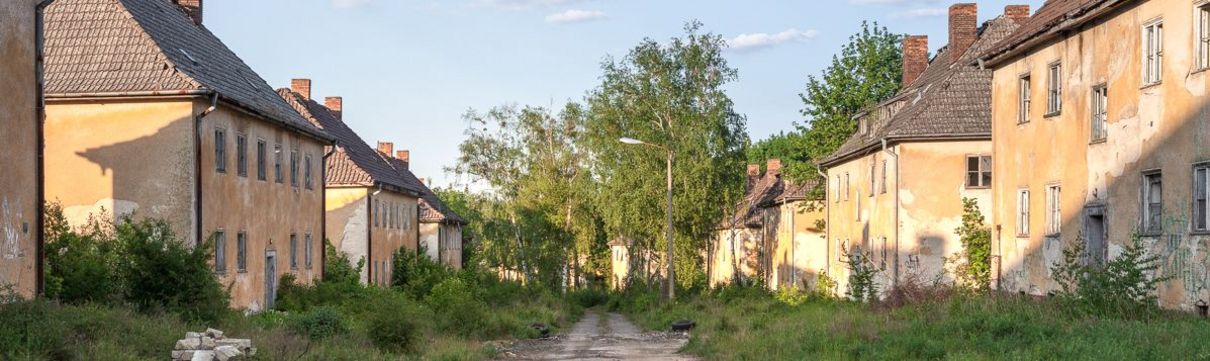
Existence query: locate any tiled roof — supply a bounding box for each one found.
[717,170,820,230]
[44,0,329,142]
[982,0,1128,66]
[822,15,1022,166]
[382,156,466,225]
[278,89,422,194]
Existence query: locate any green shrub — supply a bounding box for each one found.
[393,246,454,298]
[1051,232,1167,318]
[43,202,123,304]
[119,219,229,322]
[324,240,365,285]
[427,278,492,337]
[840,244,879,302]
[288,307,349,340]
[366,298,426,353]
[951,197,992,291]
[275,273,368,313]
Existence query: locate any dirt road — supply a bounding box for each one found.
[496,311,697,360]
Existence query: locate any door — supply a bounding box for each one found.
[265,250,277,310]
[1084,206,1107,265]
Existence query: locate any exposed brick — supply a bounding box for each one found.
[377,141,394,156]
[396,150,410,168]
[291,79,312,100]
[902,35,929,86]
[949,3,978,63]
[175,0,203,25]
[1004,5,1031,23]
[747,164,760,177]
[766,159,782,175]
[324,96,342,120]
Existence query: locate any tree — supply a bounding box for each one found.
[793,22,902,191]
[746,131,808,173]
[583,21,748,293]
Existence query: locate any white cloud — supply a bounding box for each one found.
[545,9,606,24]
[728,28,818,51]
[480,0,590,10]
[892,8,946,18]
[332,0,370,9]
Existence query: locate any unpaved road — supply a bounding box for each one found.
[495,311,697,360]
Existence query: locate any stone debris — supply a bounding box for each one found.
[171,329,256,361]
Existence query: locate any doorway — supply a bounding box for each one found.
[1084,206,1107,265]
[265,250,277,310]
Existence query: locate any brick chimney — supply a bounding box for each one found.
[766,159,782,176]
[948,3,978,63]
[747,164,761,177]
[291,79,312,100]
[1004,5,1031,23]
[377,141,393,156]
[902,35,928,86]
[175,0,203,26]
[325,96,343,121]
[396,150,410,169]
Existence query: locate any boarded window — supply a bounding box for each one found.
[966,155,992,188]
[1143,172,1163,234]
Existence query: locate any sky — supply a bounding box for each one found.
[205,0,1046,188]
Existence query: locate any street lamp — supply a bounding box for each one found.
[619,137,676,301]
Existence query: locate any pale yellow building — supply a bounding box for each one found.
[609,238,629,290]
[43,0,333,311]
[0,0,47,298]
[821,4,1026,295]
[982,0,1210,309]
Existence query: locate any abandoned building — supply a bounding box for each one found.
[0,0,48,298]
[708,159,826,290]
[981,0,1210,309]
[280,80,424,287]
[609,238,630,289]
[820,4,1027,293]
[42,0,335,311]
[389,157,466,270]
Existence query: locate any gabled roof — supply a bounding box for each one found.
[278,89,422,195]
[44,0,330,142]
[717,169,821,231]
[381,156,466,225]
[822,15,1023,167]
[982,0,1130,67]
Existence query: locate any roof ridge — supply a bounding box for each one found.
[112,0,204,90]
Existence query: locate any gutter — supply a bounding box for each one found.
[981,0,1135,68]
[820,133,990,169]
[34,0,56,297]
[194,92,219,246]
[882,138,900,289]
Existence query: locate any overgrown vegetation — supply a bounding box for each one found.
[1051,232,1168,318]
[840,244,879,302]
[949,198,992,291]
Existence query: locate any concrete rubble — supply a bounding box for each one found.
[171,328,256,361]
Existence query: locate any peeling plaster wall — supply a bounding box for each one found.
[326,187,418,286]
[420,222,440,263]
[0,0,41,297]
[771,200,826,290]
[826,145,901,295]
[325,187,368,281]
[708,227,760,286]
[990,0,1210,309]
[366,190,418,286]
[440,224,463,269]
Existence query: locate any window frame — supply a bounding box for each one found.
[290,233,299,270]
[1194,163,1210,233]
[843,173,850,202]
[965,155,992,189]
[880,160,888,194]
[304,153,314,190]
[1198,3,1210,70]
[1046,62,1062,116]
[236,231,247,273]
[236,133,248,177]
[305,233,313,269]
[214,128,227,173]
[213,230,226,273]
[1142,19,1164,86]
[1090,85,1108,143]
[290,149,300,188]
[256,139,267,181]
[1045,184,1062,236]
[1018,74,1031,124]
[274,143,284,184]
[1142,170,1164,235]
[1017,188,1031,237]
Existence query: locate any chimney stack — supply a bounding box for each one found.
[396,150,410,169]
[175,0,203,26]
[766,159,782,176]
[291,79,312,100]
[377,141,394,156]
[747,164,761,177]
[948,3,978,62]
[1004,5,1031,23]
[902,35,929,86]
[325,96,343,121]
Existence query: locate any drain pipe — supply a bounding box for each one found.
[882,138,900,289]
[194,92,219,246]
[35,0,57,297]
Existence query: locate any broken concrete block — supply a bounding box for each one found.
[216,338,252,351]
[205,328,224,339]
[185,332,204,339]
[172,350,194,360]
[175,338,202,350]
[214,345,243,361]
[190,350,215,361]
[200,336,217,350]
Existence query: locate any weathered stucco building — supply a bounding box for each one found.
[609,238,630,289]
[0,0,48,298]
[280,81,424,287]
[407,167,466,270]
[43,0,334,311]
[983,0,1210,309]
[708,160,826,290]
[821,4,1026,294]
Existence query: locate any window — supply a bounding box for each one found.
[1046,185,1061,235]
[1047,63,1062,115]
[213,231,226,273]
[880,160,888,194]
[966,155,992,188]
[236,232,247,273]
[304,154,313,189]
[290,149,299,187]
[274,144,283,183]
[834,176,841,203]
[374,200,381,227]
[257,140,267,181]
[1143,20,1164,85]
[1019,75,1031,123]
[844,173,850,201]
[1017,189,1030,237]
[1143,172,1163,234]
[1091,86,1108,142]
[305,233,313,269]
[1199,4,1210,69]
[236,134,248,177]
[1195,165,1210,231]
[869,161,876,197]
[290,233,298,270]
[214,129,227,173]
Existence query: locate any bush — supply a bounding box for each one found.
[1051,232,1167,318]
[840,244,879,302]
[324,240,365,285]
[393,245,455,298]
[288,307,349,340]
[950,197,992,291]
[366,298,426,353]
[43,203,122,304]
[427,278,491,337]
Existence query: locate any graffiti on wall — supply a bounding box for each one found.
[2,198,24,261]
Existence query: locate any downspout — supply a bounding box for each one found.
[882,138,900,289]
[320,144,336,280]
[35,0,56,297]
[194,92,219,246]
[816,166,829,280]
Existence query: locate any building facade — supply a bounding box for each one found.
[0,0,46,298]
[983,0,1210,309]
[43,0,333,311]
[822,4,1026,295]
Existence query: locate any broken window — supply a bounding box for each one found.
[1017,189,1030,237]
[1196,165,1210,231]
[1143,20,1164,85]
[1019,75,1031,124]
[1143,172,1163,234]
[1047,63,1062,115]
[966,155,992,188]
[236,134,247,177]
[214,129,227,173]
[1091,85,1108,142]
[1046,184,1061,236]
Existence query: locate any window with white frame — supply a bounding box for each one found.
[1019,75,1031,123]
[966,155,992,188]
[1046,184,1061,235]
[1047,63,1062,114]
[1017,189,1030,236]
[1143,172,1163,234]
[1143,20,1164,85]
[1195,165,1210,231]
[1199,4,1210,69]
[1091,85,1108,142]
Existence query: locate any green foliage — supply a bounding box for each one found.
[1051,233,1168,318]
[324,240,365,285]
[392,245,456,297]
[813,273,838,299]
[840,244,879,302]
[288,307,349,340]
[747,131,810,177]
[43,203,122,304]
[950,198,992,290]
[366,297,426,353]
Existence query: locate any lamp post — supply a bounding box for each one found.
[619,137,675,301]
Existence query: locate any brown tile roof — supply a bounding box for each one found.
[278,89,423,194]
[44,0,330,142]
[981,0,1131,66]
[382,156,466,225]
[822,15,1022,166]
[717,170,821,230]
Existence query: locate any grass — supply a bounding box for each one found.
[616,287,1210,360]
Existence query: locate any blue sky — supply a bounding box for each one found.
[206,0,1044,188]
